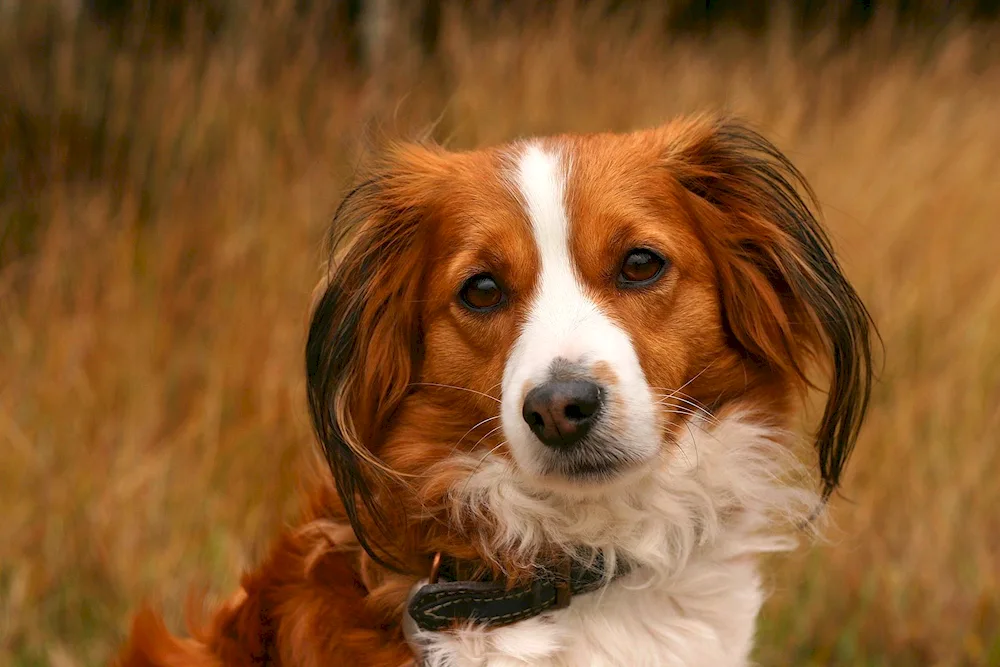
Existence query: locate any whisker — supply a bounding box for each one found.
[648,364,722,426]
[683,419,700,470]
[656,406,702,416]
[469,424,505,452]
[459,440,509,498]
[405,417,503,480]
[670,360,716,395]
[656,399,719,426]
[654,396,720,426]
[665,410,725,448]
[477,441,508,463]
[657,407,712,424]
[652,391,716,415]
[648,359,718,405]
[409,382,501,403]
[448,415,502,455]
[654,393,715,412]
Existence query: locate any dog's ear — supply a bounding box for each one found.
[306,144,448,568]
[666,116,876,499]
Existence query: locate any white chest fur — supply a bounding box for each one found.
[408,413,817,667]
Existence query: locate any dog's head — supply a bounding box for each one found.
[306,116,875,568]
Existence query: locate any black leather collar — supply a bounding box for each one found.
[406,553,624,632]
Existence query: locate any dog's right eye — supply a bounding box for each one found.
[459,273,504,312]
[618,248,668,287]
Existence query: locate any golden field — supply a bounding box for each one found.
[1,3,998,665]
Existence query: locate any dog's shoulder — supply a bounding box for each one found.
[115,506,415,667]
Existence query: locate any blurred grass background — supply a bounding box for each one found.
[1,1,999,665]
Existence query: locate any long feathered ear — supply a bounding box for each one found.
[666,116,877,500]
[306,144,448,568]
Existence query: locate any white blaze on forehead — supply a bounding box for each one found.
[500,142,660,475]
[512,144,602,345]
[515,145,574,289]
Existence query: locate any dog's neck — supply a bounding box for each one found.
[401,409,820,666]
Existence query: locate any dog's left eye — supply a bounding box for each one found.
[618,248,667,286]
[459,273,504,311]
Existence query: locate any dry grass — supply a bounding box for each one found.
[1,3,999,666]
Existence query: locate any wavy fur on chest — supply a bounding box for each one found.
[408,411,818,666]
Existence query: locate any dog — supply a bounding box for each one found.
[117,114,875,667]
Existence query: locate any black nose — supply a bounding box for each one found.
[521,380,603,450]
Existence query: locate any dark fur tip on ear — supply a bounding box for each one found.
[671,115,879,499]
[306,263,393,570]
[305,167,428,573]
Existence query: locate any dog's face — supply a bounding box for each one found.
[306,116,873,563]
[417,140,728,488]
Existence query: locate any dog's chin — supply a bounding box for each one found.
[524,439,659,496]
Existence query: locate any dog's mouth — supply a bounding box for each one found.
[537,439,650,484]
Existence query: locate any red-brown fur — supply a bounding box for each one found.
[116,116,872,666]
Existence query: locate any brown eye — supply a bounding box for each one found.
[459,273,504,311]
[618,248,667,286]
